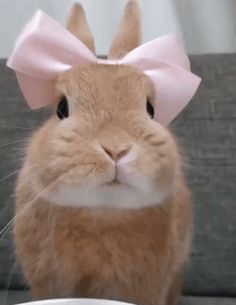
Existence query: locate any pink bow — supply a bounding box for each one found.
[7,10,201,125]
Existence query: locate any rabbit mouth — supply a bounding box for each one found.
[106,179,121,186]
[37,176,171,209]
[32,162,173,209]
[105,177,129,187]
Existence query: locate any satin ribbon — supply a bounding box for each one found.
[7,10,201,125]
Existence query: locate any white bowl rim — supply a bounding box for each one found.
[16,298,135,305]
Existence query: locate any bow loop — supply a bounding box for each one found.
[8,10,96,76]
[122,34,190,71]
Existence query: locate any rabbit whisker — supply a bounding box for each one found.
[0,140,29,149]
[0,177,61,241]
[0,124,33,130]
[2,261,18,305]
[0,170,20,184]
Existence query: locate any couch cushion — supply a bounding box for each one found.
[0,290,29,305]
[0,55,236,296]
[0,291,235,305]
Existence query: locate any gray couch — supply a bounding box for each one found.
[0,55,235,305]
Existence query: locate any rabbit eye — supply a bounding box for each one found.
[146,99,154,119]
[57,96,69,119]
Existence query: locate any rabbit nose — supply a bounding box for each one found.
[101,144,131,161]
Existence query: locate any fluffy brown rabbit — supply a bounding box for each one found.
[14,1,192,305]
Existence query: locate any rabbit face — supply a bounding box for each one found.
[26,63,180,209]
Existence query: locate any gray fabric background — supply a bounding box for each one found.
[0,55,235,297]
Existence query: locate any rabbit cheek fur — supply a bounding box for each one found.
[14,62,192,305]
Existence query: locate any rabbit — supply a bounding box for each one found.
[14,1,192,305]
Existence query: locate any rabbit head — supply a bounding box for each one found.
[22,1,181,209]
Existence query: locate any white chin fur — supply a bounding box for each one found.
[40,183,171,209]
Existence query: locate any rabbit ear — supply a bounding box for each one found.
[108,0,141,59]
[66,3,96,54]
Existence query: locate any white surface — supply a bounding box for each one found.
[16,299,134,305]
[0,0,236,57]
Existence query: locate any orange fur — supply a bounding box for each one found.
[14,2,192,305]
